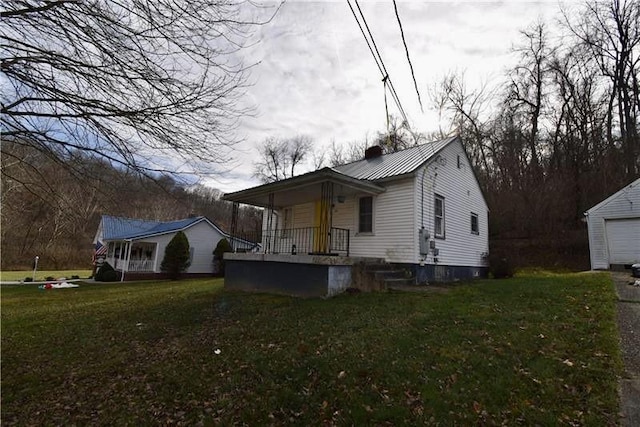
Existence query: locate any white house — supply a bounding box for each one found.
[93,215,257,279]
[585,178,640,270]
[223,136,490,296]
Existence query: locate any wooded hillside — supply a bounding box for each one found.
[1,141,261,270]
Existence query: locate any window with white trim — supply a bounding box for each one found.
[434,194,445,239]
[358,196,373,233]
[471,212,479,235]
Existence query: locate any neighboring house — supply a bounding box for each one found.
[585,178,640,270]
[223,135,490,296]
[93,215,258,279]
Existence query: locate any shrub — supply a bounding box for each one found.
[71,275,80,280]
[490,255,514,279]
[95,262,120,282]
[45,276,55,281]
[213,238,233,276]
[24,277,33,282]
[160,231,191,280]
[100,270,119,282]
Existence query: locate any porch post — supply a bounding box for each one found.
[319,182,333,253]
[152,242,160,273]
[121,240,133,282]
[265,192,275,253]
[230,201,239,252]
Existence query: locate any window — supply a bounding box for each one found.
[471,212,479,235]
[434,194,445,239]
[281,208,292,238]
[358,196,373,233]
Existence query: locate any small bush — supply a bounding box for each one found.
[24,277,33,282]
[45,276,55,281]
[213,238,233,276]
[490,255,514,279]
[160,231,191,280]
[71,275,80,280]
[100,270,119,282]
[95,262,119,282]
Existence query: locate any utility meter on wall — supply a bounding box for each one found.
[419,228,430,255]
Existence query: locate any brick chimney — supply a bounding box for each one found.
[364,145,383,160]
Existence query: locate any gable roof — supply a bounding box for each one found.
[333,135,457,181]
[100,215,224,241]
[585,177,640,215]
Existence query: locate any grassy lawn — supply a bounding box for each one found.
[0,270,92,282]
[1,273,621,425]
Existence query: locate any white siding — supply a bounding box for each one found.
[586,179,640,269]
[293,203,313,228]
[333,178,416,262]
[414,141,489,267]
[261,203,313,231]
[138,220,225,274]
[252,140,489,266]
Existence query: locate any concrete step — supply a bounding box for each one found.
[371,270,407,280]
[384,277,416,287]
[362,263,394,272]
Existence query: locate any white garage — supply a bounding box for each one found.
[585,178,640,270]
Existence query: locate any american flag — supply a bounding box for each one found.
[93,241,107,263]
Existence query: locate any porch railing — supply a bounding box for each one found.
[232,227,349,256]
[126,260,155,272]
[106,258,155,272]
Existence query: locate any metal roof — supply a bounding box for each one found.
[101,215,210,240]
[333,136,457,181]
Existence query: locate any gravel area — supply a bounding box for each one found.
[611,272,640,427]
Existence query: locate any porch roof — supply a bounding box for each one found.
[223,167,385,208]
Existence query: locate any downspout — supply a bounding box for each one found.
[420,162,438,263]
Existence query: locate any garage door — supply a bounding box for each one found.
[606,218,640,265]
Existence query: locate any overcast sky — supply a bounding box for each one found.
[206,0,568,193]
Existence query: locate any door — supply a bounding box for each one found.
[606,218,640,265]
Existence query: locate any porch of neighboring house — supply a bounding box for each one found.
[223,169,386,297]
[105,241,158,273]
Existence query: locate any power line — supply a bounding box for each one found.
[346,0,411,128]
[353,0,409,125]
[392,0,424,113]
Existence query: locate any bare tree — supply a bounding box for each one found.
[253,135,312,183]
[1,0,279,181]
[563,0,640,180]
[430,71,495,182]
[506,23,555,175]
[287,135,312,177]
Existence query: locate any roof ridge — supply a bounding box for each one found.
[102,214,162,223]
[333,135,456,167]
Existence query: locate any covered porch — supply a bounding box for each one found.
[224,167,385,257]
[222,168,386,296]
[104,240,158,273]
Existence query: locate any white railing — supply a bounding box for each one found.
[126,260,155,272]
